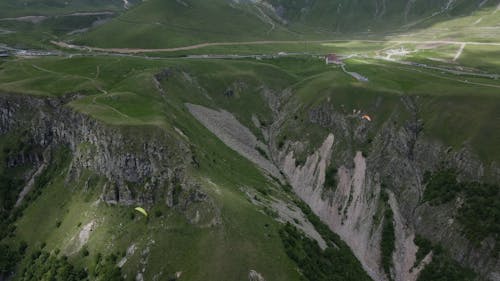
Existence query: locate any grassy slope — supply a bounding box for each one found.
[0,0,133,49]
[1,58,305,279]
[0,0,124,18]
[0,14,118,49]
[269,0,499,38]
[72,0,500,50]
[10,161,301,281]
[389,4,500,43]
[75,0,293,49]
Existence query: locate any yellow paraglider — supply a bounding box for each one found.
[134,207,148,217]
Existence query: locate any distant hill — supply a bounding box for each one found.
[74,0,295,48]
[267,0,498,31]
[74,0,500,48]
[0,0,131,17]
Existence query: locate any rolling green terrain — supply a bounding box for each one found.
[0,1,499,281]
[0,0,124,17]
[72,0,500,49]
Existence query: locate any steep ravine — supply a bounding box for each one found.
[271,99,500,281]
[280,136,390,281]
[188,84,499,280]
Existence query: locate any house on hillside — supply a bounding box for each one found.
[325,53,342,65]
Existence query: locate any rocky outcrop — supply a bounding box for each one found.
[186,103,282,179]
[242,186,328,249]
[281,135,387,280]
[248,270,266,281]
[0,94,209,217]
[272,97,499,281]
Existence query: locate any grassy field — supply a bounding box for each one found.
[458,45,500,73]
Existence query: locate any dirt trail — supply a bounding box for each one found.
[31,63,132,119]
[0,16,47,23]
[63,12,114,17]
[51,39,500,54]
[255,6,276,34]
[453,43,466,61]
[32,64,60,75]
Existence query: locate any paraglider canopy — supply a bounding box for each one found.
[361,115,372,122]
[134,207,148,217]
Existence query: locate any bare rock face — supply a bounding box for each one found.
[281,135,388,281]
[248,270,266,281]
[273,98,499,281]
[186,103,282,179]
[0,94,210,218]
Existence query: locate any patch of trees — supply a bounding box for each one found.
[18,250,124,281]
[281,200,371,281]
[255,146,269,160]
[90,253,124,281]
[413,235,433,267]
[33,147,71,192]
[458,182,499,250]
[422,169,460,204]
[380,191,395,279]
[0,137,35,240]
[20,251,87,281]
[0,147,72,241]
[416,242,475,281]
[279,223,371,281]
[423,170,500,247]
[0,173,23,239]
[323,166,338,191]
[0,242,26,279]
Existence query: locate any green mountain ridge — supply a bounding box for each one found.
[71,0,500,49]
[0,1,499,281]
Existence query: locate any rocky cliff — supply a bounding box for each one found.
[0,93,212,220]
[268,94,499,281]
